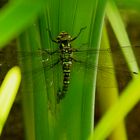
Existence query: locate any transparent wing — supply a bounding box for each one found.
[72,45,138,64]
[73,57,135,73]
[18,49,60,62]
[73,61,133,89]
[73,44,136,54]
[0,48,60,61]
[0,48,61,82]
[0,45,139,88]
[72,50,138,88]
[75,44,140,70]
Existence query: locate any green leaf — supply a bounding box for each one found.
[0,0,47,48]
[97,24,127,140]
[0,67,21,134]
[106,0,139,75]
[18,0,107,140]
[90,71,140,140]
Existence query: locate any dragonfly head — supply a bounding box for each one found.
[56,32,72,43]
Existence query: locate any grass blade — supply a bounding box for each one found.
[90,71,140,140]
[0,0,47,48]
[0,66,21,134]
[97,24,127,140]
[106,0,139,76]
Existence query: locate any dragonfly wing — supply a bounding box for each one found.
[73,58,136,80]
[73,45,138,64]
[73,45,134,54]
[21,57,61,75]
[0,48,60,62]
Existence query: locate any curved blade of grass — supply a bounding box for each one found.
[55,1,107,140]
[106,0,139,76]
[0,0,47,48]
[19,0,107,139]
[89,70,140,140]
[97,25,127,140]
[27,25,50,140]
[18,32,35,140]
[79,0,107,139]
[38,12,58,140]
[35,0,107,140]
[0,66,21,134]
[18,24,50,140]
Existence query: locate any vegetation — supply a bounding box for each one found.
[0,0,140,140]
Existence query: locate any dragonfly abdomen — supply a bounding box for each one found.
[58,71,71,100]
[57,49,73,103]
[48,28,86,103]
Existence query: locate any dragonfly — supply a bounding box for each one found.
[0,28,139,103]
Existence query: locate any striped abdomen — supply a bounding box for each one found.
[57,47,73,103]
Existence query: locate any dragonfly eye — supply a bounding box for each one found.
[57,32,72,41]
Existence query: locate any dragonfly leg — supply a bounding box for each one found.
[46,28,58,43]
[71,43,89,52]
[71,26,87,42]
[49,59,61,69]
[37,48,59,55]
[44,49,59,55]
[42,59,61,72]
